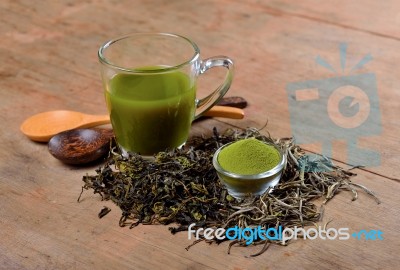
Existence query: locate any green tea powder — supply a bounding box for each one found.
[217,138,280,175]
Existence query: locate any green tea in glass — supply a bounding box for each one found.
[98,33,234,155]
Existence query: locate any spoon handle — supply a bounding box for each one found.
[217,96,247,109]
[81,114,110,127]
[203,106,244,119]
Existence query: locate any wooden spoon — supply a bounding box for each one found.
[48,128,114,165]
[21,105,244,142]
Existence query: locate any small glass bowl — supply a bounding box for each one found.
[212,141,286,199]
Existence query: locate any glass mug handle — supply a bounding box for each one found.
[194,56,234,119]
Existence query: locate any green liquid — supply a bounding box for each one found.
[105,67,196,155]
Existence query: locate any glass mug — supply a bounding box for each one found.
[98,33,234,155]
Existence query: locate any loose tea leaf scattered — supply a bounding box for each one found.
[98,206,111,219]
[79,127,379,256]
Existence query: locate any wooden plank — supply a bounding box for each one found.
[3,0,398,179]
[0,137,398,269]
[0,0,399,269]
[243,0,400,40]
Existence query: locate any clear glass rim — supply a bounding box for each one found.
[98,32,200,73]
[212,141,286,180]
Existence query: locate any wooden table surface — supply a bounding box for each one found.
[1,1,399,269]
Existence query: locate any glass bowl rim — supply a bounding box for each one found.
[212,140,286,180]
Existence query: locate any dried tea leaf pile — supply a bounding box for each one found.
[79,128,379,255]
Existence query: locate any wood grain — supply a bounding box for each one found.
[1,0,399,269]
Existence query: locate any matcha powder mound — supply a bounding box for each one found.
[217,138,281,175]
